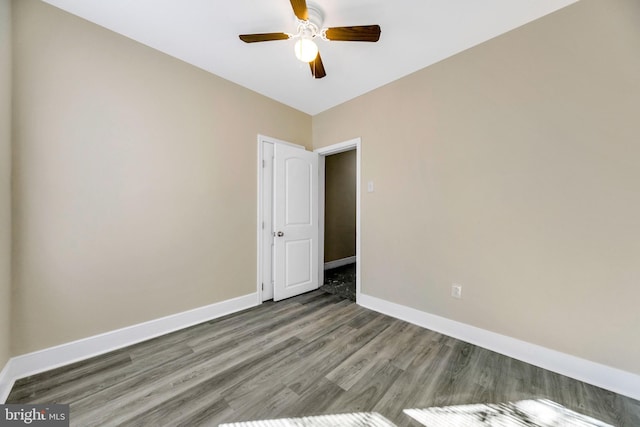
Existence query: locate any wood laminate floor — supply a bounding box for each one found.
[7,290,640,426]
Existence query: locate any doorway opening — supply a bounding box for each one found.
[319,149,357,301]
[316,138,361,302]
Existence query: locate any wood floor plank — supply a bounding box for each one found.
[433,341,487,407]
[174,398,235,427]
[466,347,517,404]
[372,338,456,422]
[324,318,405,390]
[282,313,393,396]
[121,396,232,427]
[120,345,292,427]
[224,382,299,423]
[326,359,403,414]
[6,290,639,426]
[6,351,133,403]
[294,301,366,342]
[73,336,306,426]
[382,324,435,371]
[69,319,304,418]
[222,323,356,407]
[186,303,310,351]
[274,378,346,419]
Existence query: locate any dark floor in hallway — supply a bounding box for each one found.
[321,262,356,301]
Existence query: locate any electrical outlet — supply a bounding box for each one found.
[451,284,462,299]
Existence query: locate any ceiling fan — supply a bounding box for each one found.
[239,0,381,79]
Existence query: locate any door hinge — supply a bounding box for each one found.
[261,283,264,291]
[262,159,265,168]
[262,221,264,230]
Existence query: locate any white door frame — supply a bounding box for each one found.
[256,134,307,304]
[257,135,362,303]
[315,138,362,301]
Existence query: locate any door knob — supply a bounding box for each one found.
[277,231,284,237]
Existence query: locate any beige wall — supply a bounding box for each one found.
[0,0,11,369]
[313,0,640,375]
[324,150,356,263]
[11,0,311,355]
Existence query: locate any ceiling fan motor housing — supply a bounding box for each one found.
[297,3,324,38]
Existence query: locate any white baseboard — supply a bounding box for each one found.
[324,256,356,270]
[0,292,258,403]
[0,360,11,404]
[358,293,640,401]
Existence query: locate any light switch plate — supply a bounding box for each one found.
[367,181,374,192]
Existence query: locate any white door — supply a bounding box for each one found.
[273,143,319,301]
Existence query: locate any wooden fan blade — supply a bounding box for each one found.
[239,33,290,43]
[324,25,381,42]
[290,0,308,21]
[309,52,326,79]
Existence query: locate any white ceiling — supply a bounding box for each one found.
[41,0,578,116]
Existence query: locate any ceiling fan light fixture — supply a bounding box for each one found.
[239,0,381,78]
[294,37,318,62]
